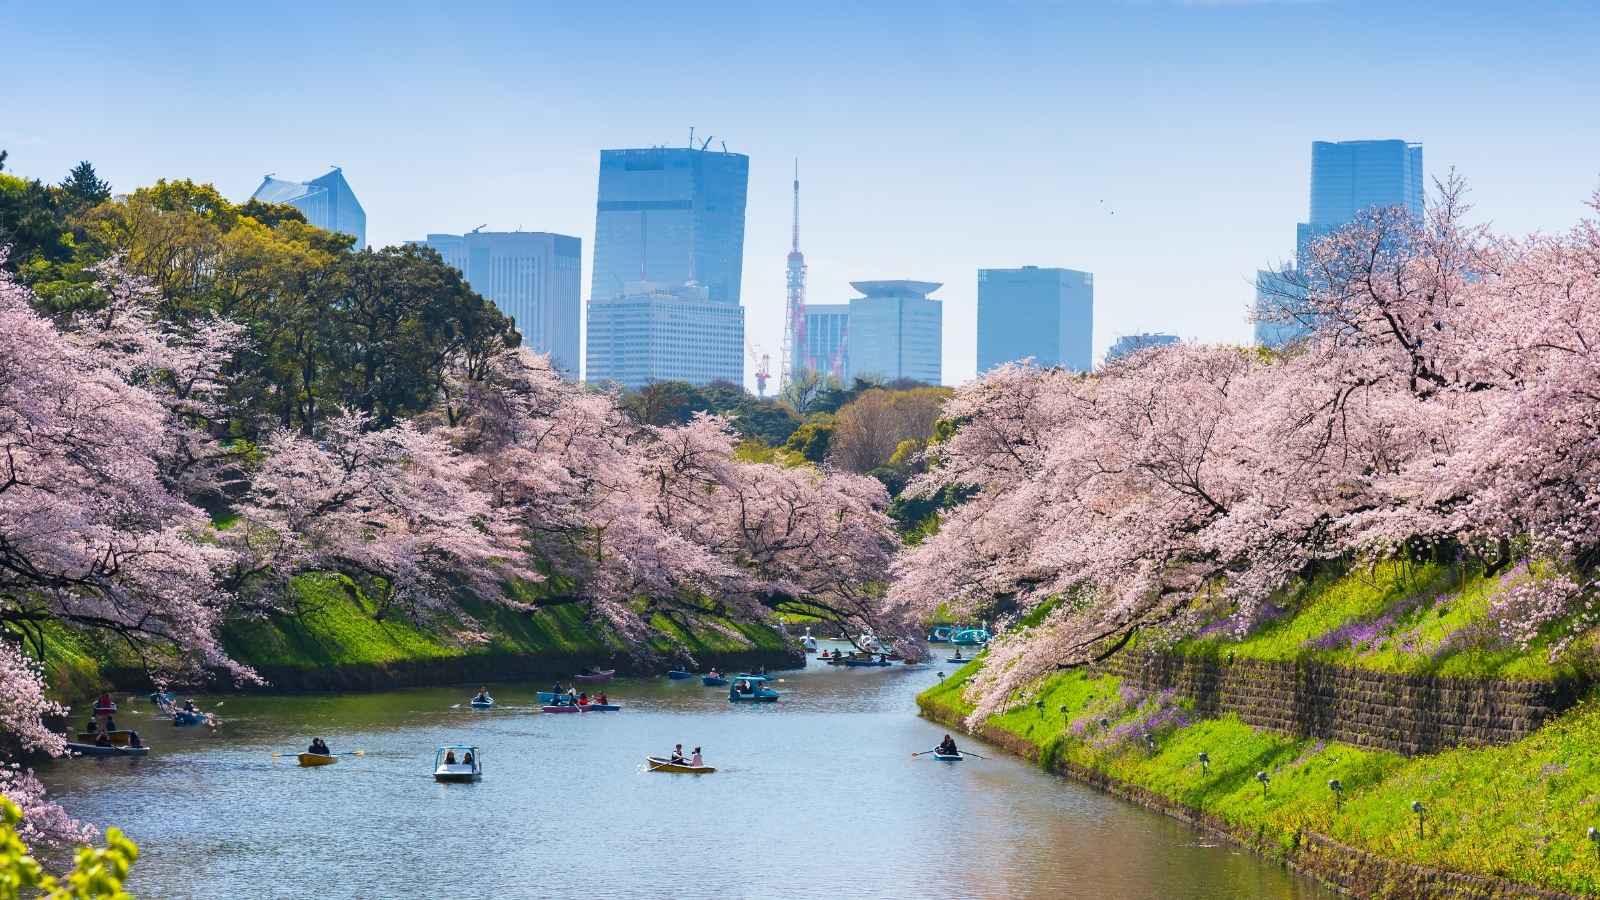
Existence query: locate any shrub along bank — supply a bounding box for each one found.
[922,565,1600,897]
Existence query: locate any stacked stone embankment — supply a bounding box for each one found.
[1102,650,1587,755]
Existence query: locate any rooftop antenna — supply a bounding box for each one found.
[469,223,487,234]
[701,135,713,151]
[720,140,728,153]
[688,126,695,149]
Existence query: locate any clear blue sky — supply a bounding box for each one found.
[4,0,1597,387]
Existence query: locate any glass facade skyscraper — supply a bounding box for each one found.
[1255,139,1423,348]
[802,303,849,380]
[976,266,1093,373]
[1106,332,1178,362]
[249,167,367,248]
[410,231,583,378]
[585,281,744,389]
[589,147,749,305]
[845,281,941,385]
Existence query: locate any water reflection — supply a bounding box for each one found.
[41,648,1330,898]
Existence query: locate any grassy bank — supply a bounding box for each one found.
[28,572,795,696]
[920,565,1600,895]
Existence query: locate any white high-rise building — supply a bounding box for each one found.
[411,231,582,378]
[585,281,744,389]
[845,280,942,385]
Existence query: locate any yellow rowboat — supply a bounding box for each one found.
[297,753,338,767]
[646,756,715,774]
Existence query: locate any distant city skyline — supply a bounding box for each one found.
[6,1,1596,387]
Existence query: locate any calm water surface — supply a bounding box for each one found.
[42,645,1331,899]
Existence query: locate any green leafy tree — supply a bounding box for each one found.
[783,416,835,464]
[58,162,111,208]
[625,380,706,426]
[0,796,137,899]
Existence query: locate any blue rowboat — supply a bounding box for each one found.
[582,704,621,712]
[933,751,964,762]
[951,629,991,646]
[469,697,494,709]
[666,670,694,680]
[172,710,206,726]
[728,677,779,702]
[927,625,955,643]
[702,675,728,686]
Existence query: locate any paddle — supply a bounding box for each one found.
[271,749,365,758]
[911,749,938,757]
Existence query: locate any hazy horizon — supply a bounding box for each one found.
[5,0,1597,388]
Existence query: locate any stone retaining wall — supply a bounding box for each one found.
[1102,651,1587,756]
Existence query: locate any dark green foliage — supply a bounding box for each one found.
[59,160,111,207]
[783,418,834,463]
[622,379,802,446]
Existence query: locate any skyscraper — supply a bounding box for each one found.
[585,281,744,390]
[976,266,1094,373]
[411,231,582,378]
[1255,139,1423,348]
[1106,332,1179,362]
[845,280,941,385]
[803,303,849,380]
[589,146,749,305]
[249,167,366,248]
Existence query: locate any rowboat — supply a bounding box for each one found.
[469,696,494,709]
[702,675,728,686]
[729,676,779,702]
[536,691,569,704]
[297,752,338,767]
[951,628,992,646]
[542,705,581,714]
[844,657,891,667]
[172,710,206,726]
[946,654,974,664]
[582,703,620,712]
[149,691,176,707]
[66,742,148,758]
[933,751,964,762]
[666,670,694,680]
[433,745,481,782]
[646,756,715,774]
[76,730,135,747]
[574,669,615,683]
[927,625,956,643]
[800,628,818,653]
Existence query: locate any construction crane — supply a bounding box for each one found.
[779,158,807,390]
[750,346,772,397]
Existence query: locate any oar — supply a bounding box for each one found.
[960,750,990,759]
[911,749,939,757]
[271,749,365,758]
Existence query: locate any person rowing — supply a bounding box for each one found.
[937,734,958,756]
[307,738,330,755]
[472,686,490,703]
[670,743,687,764]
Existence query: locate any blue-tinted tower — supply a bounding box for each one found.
[976,266,1093,373]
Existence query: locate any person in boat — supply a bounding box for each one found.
[307,738,329,755]
[670,744,686,764]
[472,686,490,703]
[95,731,112,747]
[690,747,703,767]
[127,731,142,749]
[97,692,113,709]
[597,692,608,706]
[84,715,99,734]
[707,668,720,679]
[182,699,197,712]
[936,734,958,756]
[444,750,457,765]
[579,692,589,704]
[550,681,563,696]
[462,751,474,766]
[105,715,117,731]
